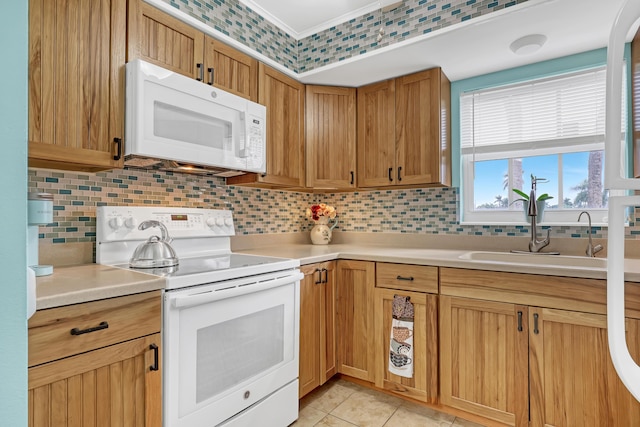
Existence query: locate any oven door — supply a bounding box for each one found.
[163,269,303,427]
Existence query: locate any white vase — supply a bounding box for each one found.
[310,217,338,245]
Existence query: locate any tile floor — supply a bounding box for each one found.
[292,378,488,427]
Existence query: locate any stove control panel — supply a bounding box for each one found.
[97,206,235,242]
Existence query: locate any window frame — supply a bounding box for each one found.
[451,47,632,227]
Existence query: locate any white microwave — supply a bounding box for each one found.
[124,59,266,174]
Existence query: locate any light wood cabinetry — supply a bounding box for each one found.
[227,64,306,188]
[373,263,438,403]
[440,268,640,426]
[305,86,357,189]
[128,0,257,101]
[299,262,337,398]
[28,0,126,172]
[335,260,376,381]
[357,68,451,188]
[440,296,529,425]
[28,291,162,427]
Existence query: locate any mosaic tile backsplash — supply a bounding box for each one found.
[160,0,528,74]
[29,168,638,246]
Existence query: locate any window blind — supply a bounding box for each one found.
[460,66,625,160]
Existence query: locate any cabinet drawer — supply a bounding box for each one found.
[28,291,161,367]
[376,263,438,293]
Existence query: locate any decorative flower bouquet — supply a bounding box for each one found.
[305,203,337,221]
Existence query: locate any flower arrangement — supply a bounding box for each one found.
[305,203,337,221]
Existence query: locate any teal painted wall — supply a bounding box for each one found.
[450,47,633,187]
[0,1,28,425]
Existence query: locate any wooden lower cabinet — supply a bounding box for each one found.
[299,262,337,398]
[28,333,161,427]
[529,308,640,427]
[374,288,438,403]
[440,296,529,426]
[441,294,640,426]
[336,260,376,381]
[28,291,162,427]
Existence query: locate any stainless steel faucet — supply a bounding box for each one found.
[527,177,551,253]
[577,211,604,257]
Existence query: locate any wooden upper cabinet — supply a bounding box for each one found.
[128,1,258,101]
[204,37,258,101]
[127,0,204,79]
[306,85,357,189]
[357,79,396,187]
[357,68,451,188]
[28,0,126,171]
[227,64,305,187]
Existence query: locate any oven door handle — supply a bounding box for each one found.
[171,271,304,309]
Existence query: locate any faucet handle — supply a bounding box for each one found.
[592,244,604,257]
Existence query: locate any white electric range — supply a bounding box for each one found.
[96,206,302,427]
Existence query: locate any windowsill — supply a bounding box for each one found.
[460,220,611,227]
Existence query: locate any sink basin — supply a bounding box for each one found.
[458,251,607,269]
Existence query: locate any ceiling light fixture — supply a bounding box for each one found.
[509,34,547,55]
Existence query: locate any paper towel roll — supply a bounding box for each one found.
[27,267,36,319]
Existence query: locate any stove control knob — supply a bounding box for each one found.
[224,218,233,227]
[206,217,217,228]
[108,216,124,230]
[215,218,225,227]
[124,217,138,229]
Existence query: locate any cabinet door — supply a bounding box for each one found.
[28,0,125,171]
[128,0,204,80]
[357,80,396,188]
[529,308,640,427]
[374,288,438,403]
[299,264,322,397]
[257,63,306,187]
[299,262,337,398]
[440,296,529,426]
[203,37,258,101]
[336,260,375,381]
[28,334,161,427]
[395,68,450,186]
[306,86,357,189]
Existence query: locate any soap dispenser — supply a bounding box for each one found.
[27,192,53,276]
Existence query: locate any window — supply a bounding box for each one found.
[460,65,626,225]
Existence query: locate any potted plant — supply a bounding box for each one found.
[512,189,554,223]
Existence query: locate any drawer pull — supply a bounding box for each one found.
[533,313,540,335]
[70,321,109,336]
[396,275,414,281]
[150,343,159,371]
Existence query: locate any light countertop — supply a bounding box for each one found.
[35,239,639,310]
[34,264,165,310]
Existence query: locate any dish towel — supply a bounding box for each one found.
[389,295,414,378]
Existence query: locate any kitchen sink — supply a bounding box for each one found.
[458,251,607,269]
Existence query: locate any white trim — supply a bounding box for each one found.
[461,208,609,226]
[238,0,386,39]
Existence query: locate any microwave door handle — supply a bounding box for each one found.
[171,272,304,309]
[238,111,249,158]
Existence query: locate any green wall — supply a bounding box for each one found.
[0,1,28,424]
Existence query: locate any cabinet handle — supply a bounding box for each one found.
[517,311,523,332]
[397,166,402,182]
[207,67,214,86]
[350,171,354,185]
[396,275,414,281]
[70,321,109,336]
[196,63,204,81]
[113,137,122,161]
[322,268,328,284]
[149,343,159,371]
[388,167,393,182]
[533,313,539,335]
[315,268,322,285]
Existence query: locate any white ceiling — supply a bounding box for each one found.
[240,0,392,39]
[236,0,637,87]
